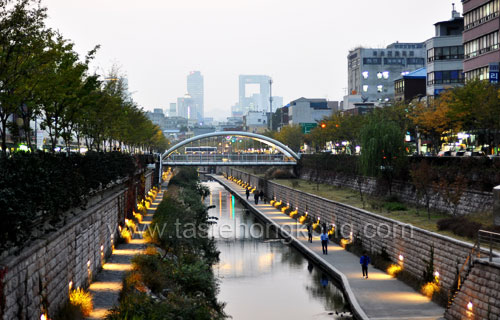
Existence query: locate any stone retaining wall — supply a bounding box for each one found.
[223,168,498,303]
[445,259,500,319]
[0,171,153,320]
[300,168,493,216]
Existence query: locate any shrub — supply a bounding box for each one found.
[69,288,93,317]
[383,202,407,212]
[437,217,482,239]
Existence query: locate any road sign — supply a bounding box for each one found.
[301,123,317,134]
[489,63,499,84]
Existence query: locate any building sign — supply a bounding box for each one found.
[489,63,499,84]
[301,123,317,134]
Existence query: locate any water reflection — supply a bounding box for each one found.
[205,181,350,319]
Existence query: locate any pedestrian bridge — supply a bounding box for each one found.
[161,131,299,166]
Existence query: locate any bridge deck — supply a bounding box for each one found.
[211,174,445,320]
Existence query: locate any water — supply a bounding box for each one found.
[204,181,350,320]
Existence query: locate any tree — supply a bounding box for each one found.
[360,117,407,195]
[410,160,435,220]
[0,0,49,155]
[274,124,304,152]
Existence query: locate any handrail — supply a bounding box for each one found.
[478,229,500,262]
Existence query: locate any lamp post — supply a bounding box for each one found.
[269,78,273,131]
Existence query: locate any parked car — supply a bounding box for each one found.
[464,151,486,157]
[438,150,451,157]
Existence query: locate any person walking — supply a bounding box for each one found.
[253,190,259,205]
[320,231,329,255]
[360,252,371,279]
[307,223,313,243]
[246,188,250,200]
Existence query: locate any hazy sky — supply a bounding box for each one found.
[43,0,457,121]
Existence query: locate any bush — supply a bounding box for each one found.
[437,217,482,239]
[69,288,93,317]
[383,201,407,212]
[0,152,142,251]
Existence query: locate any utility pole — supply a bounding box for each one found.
[269,78,273,131]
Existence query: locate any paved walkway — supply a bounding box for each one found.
[213,175,445,320]
[87,188,164,319]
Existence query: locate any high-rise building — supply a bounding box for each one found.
[462,0,500,81]
[239,75,271,114]
[345,42,426,109]
[187,71,204,121]
[425,7,464,98]
[167,103,177,117]
[177,94,195,120]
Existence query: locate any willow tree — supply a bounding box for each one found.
[360,117,407,195]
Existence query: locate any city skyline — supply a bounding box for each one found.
[43,0,455,120]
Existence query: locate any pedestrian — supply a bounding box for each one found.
[320,230,329,255]
[253,190,259,205]
[307,223,313,243]
[259,190,264,202]
[246,188,250,200]
[360,252,371,279]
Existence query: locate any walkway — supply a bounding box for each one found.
[86,187,165,319]
[212,175,445,320]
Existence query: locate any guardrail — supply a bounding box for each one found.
[478,230,500,262]
[164,153,296,164]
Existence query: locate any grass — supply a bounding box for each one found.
[271,178,494,244]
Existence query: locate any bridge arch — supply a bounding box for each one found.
[162,131,300,162]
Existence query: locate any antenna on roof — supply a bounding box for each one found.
[452,3,455,11]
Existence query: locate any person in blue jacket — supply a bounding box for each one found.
[360,252,371,279]
[320,231,329,254]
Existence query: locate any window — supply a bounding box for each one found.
[380,51,385,57]
[362,71,369,79]
[373,51,377,56]
[407,58,425,65]
[363,85,368,92]
[427,70,464,85]
[428,46,464,62]
[387,51,393,57]
[382,71,389,79]
[465,66,489,81]
[363,58,382,64]
[464,31,499,59]
[395,51,400,57]
[377,85,383,92]
[384,58,405,65]
[464,0,500,30]
[402,51,407,56]
[409,51,414,56]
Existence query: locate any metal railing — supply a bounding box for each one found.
[163,153,296,165]
[478,229,500,262]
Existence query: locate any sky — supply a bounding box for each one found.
[43,0,457,121]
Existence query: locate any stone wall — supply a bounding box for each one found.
[0,170,153,320]
[300,168,493,216]
[445,259,500,319]
[223,168,498,301]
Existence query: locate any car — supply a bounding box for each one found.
[464,151,485,157]
[438,150,451,157]
[452,151,465,157]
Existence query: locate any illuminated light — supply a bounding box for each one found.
[100,245,104,251]
[362,85,368,92]
[434,271,439,278]
[102,263,132,271]
[87,260,91,268]
[88,281,122,291]
[377,72,383,79]
[382,71,389,79]
[421,282,439,298]
[41,314,47,320]
[467,302,473,311]
[387,264,402,277]
[399,254,404,261]
[320,123,326,128]
[19,144,29,151]
[362,71,369,79]
[69,280,73,290]
[377,85,383,92]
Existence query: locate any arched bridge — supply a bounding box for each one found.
[162,131,300,166]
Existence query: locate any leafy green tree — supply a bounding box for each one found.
[0,0,49,155]
[274,124,304,152]
[360,117,407,195]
